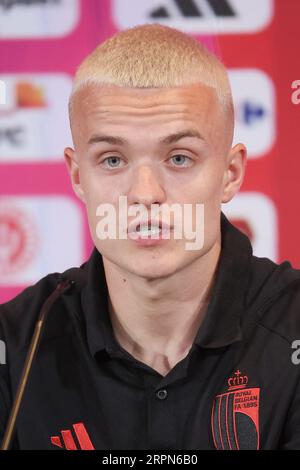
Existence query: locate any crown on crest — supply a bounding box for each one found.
[227,370,248,391]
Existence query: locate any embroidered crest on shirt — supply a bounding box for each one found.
[211,370,260,450]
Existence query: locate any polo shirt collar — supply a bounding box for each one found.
[81,211,253,357]
[194,212,252,348]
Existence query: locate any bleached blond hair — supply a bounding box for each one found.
[69,23,234,134]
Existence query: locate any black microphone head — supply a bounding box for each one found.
[59,263,88,293]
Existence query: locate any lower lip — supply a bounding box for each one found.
[128,228,172,246]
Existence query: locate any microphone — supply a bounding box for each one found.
[1,278,74,450]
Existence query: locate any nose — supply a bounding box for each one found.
[127,164,166,207]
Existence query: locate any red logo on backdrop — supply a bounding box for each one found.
[0,205,38,277]
[51,422,95,450]
[16,81,47,109]
[211,370,260,450]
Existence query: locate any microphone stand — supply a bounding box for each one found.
[1,278,74,450]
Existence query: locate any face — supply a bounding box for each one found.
[65,83,246,279]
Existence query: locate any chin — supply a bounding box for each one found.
[125,253,180,280]
[99,241,187,279]
[131,266,176,280]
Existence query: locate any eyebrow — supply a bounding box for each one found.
[87,129,205,146]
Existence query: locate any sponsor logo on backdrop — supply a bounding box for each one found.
[0,74,72,162]
[0,203,38,278]
[113,0,273,33]
[0,196,84,286]
[222,192,278,262]
[0,0,79,38]
[229,69,275,159]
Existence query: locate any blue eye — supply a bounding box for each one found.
[103,156,121,168]
[170,154,192,166]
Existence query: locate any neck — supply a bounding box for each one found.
[103,240,221,376]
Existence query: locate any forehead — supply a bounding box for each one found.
[71,83,222,147]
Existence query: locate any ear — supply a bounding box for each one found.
[64,147,86,204]
[222,143,247,204]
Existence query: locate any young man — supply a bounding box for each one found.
[1,24,300,450]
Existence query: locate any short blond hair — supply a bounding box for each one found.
[69,23,234,134]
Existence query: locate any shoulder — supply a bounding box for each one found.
[0,271,61,332]
[246,255,300,345]
[0,260,88,348]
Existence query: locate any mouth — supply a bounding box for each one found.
[128,219,172,239]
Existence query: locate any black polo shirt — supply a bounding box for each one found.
[1,212,300,450]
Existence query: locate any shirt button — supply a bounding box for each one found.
[156,389,168,400]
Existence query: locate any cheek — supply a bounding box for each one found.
[80,174,123,233]
[79,166,114,205]
[183,167,225,205]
